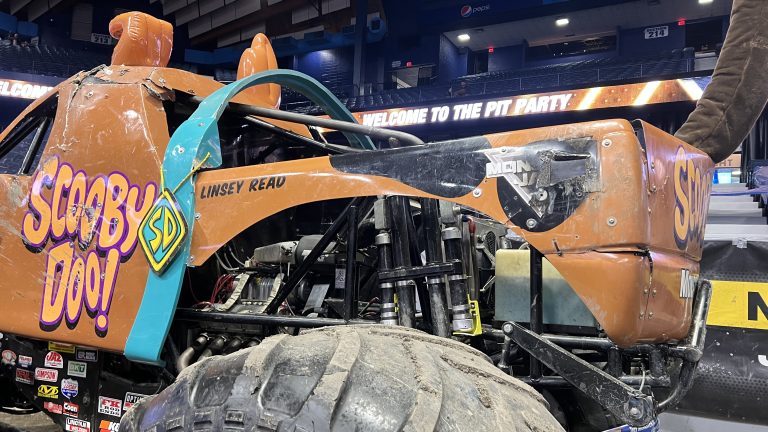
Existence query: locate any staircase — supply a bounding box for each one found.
[705,183,768,242]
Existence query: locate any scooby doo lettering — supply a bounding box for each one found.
[199,175,286,199]
[673,146,711,250]
[20,157,157,336]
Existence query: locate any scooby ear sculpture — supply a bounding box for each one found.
[237,34,281,108]
[109,12,173,67]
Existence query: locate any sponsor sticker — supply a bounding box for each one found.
[1,349,16,365]
[68,361,87,378]
[76,349,98,363]
[123,392,149,412]
[98,420,120,432]
[65,417,91,432]
[37,384,59,399]
[15,368,33,385]
[48,342,76,354]
[18,354,32,368]
[97,396,122,417]
[63,401,79,417]
[44,351,64,368]
[35,367,59,382]
[61,378,78,398]
[43,401,62,414]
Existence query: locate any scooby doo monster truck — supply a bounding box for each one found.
[0,1,765,430]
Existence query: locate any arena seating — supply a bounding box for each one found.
[0,43,198,78]
[0,41,697,116]
[284,48,698,115]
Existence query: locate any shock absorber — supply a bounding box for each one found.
[442,226,473,332]
[376,232,398,325]
[420,198,451,337]
[388,196,416,328]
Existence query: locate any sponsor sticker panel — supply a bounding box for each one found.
[38,384,59,399]
[123,392,149,412]
[99,420,120,432]
[43,401,62,414]
[65,418,91,432]
[68,360,87,378]
[61,378,79,398]
[97,396,122,417]
[15,368,33,385]
[35,367,58,382]
[64,401,79,417]
[45,351,64,368]
[18,354,32,368]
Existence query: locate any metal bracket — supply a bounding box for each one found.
[503,321,655,427]
[378,261,463,283]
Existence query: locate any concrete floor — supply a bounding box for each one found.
[0,412,60,432]
[1,411,767,431]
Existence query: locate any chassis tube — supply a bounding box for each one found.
[529,247,544,379]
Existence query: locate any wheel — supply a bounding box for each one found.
[121,325,564,431]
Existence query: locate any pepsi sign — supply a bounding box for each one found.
[460,4,490,18]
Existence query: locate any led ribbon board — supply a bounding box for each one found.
[341,77,711,128]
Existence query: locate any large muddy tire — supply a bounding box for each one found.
[121,325,563,431]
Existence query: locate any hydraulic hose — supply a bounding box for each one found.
[675,0,768,162]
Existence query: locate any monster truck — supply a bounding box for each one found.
[0,1,765,430]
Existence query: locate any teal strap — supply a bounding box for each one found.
[124,69,370,364]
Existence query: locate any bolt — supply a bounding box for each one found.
[526,218,537,229]
[648,311,654,318]
[472,188,482,197]
[188,256,195,263]
[650,161,656,169]
[607,217,617,226]
[177,146,185,154]
[198,122,205,127]
[601,139,612,148]
[194,213,201,220]
[502,322,514,334]
[629,407,642,419]
[501,146,509,153]
[535,189,548,201]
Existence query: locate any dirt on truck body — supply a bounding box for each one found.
[0,1,766,431]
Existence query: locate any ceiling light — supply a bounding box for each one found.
[458,34,470,42]
[556,18,569,26]
[698,0,713,4]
